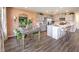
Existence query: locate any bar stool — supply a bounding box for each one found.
[63,26,72,41]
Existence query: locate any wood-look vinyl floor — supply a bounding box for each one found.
[4,31,79,52]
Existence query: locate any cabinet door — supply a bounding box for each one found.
[47,25,52,37]
[52,26,59,39]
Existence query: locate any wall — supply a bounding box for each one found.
[75,13,79,29]
[6,7,38,37]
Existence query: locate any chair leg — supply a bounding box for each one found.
[65,31,71,41]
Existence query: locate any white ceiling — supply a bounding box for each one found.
[17,7,79,15]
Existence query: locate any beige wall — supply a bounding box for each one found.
[6,7,38,37]
[75,13,79,29]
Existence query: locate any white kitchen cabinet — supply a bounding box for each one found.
[47,25,52,37]
[47,25,66,40]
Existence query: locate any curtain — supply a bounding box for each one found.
[0,7,5,52]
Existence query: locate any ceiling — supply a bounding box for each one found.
[17,7,79,15]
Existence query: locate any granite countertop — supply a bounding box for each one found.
[54,21,74,28]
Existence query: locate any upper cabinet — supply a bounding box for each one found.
[53,13,75,22]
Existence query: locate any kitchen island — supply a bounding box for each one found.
[47,21,75,40]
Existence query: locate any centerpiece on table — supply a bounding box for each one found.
[15,16,32,40]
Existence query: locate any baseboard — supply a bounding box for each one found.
[8,35,16,38]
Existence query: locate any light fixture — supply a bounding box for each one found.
[13,16,17,21]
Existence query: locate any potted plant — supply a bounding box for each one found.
[15,29,22,40]
[19,16,28,27]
